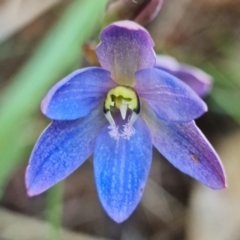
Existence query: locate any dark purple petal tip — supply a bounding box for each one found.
[96,20,156,86]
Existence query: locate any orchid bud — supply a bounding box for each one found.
[103,0,164,26]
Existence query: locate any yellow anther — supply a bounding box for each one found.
[104,86,140,139]
[105,86,138,111]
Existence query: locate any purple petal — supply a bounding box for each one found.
[96,20,156,86]
[142,102,226,189]
[155,55,212,97]
[94,117,152,223]
[41,67,116,120]
[26,105,106,196]
[135,68,207,122]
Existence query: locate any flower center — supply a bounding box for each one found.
[104,86,140,140]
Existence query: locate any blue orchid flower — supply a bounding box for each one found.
[26,20,226,223]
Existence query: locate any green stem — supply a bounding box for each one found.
[46,182,64,240]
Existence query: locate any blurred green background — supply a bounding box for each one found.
[0,0,240,240]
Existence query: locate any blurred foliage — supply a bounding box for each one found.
[0,0,107,195]
[0,0,107,238]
